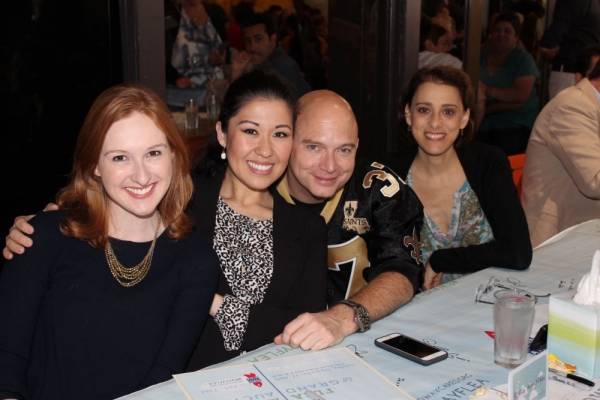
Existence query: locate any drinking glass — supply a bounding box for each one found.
[493,290,535,368]
[184,98,199,138]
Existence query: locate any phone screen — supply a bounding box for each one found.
[382,335,439,358]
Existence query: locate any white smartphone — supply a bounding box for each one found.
[374,333,448,366]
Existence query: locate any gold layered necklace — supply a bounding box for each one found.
[105,213,161,287]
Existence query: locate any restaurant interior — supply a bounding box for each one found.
[0,0,555,248]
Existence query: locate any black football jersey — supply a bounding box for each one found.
[278,161,424,306]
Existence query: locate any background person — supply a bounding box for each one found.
[419,24,463,69]
[574,44,600,84]
[231,12,310,99]
[521,57,600,248]
[386,66,532,290]
[478,11,539,156]
[166,0,227,110]
[539,0,600,99]
[0,84,220,399]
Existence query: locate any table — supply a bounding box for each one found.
[120,219,600,399]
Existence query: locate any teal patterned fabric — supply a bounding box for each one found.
[407,169,494,283]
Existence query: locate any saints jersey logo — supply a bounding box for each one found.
[403,227,423,265]
[342,201,370,234]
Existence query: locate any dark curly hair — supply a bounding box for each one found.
[399,66,476,148]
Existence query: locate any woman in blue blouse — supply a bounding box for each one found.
[386,66,532,290]
[478,11,539,155]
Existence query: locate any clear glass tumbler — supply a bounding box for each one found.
[184,98,199,138]
[493,290,535,368]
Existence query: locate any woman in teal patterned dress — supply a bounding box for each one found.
[386,66,532,290]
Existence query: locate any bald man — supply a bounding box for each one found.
[3,91,424,352]
[273,90,424,350]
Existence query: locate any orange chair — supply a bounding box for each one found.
[508,153,525,198]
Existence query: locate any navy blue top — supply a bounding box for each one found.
[0,211,220,400]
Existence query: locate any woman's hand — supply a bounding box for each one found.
[209,294,224,317]
[175,76,194,89]
[423,262,444,291]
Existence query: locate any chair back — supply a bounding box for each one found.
[508,153,526,198]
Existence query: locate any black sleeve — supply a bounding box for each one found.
[358,162,425,294]
[428,146,532,274]
[139,234,220,387]
[539,0,586,48]
[0,212,60,399]
[242,214,328,350]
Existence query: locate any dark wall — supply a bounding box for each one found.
[328,0,419,164]
[0,0,122,252]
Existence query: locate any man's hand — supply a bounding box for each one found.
[2,203,58,260]
[275,272,415,351]
[274,306,357,351]
[231,51,252,81]
[423,261,443,290]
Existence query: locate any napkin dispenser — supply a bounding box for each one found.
[547,250,600,379]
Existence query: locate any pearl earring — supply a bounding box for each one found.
[221,147,226,160]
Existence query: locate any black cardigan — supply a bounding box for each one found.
[384,143,532,274]
[185,171,328,371]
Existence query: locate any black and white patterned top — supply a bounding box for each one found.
[213,197,274,351]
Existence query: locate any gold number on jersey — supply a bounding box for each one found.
[328,236,370,299]
[363,162,400,197]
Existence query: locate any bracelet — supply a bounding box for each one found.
[486,86,493,98]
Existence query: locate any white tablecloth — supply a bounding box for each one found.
[120,219,600,399]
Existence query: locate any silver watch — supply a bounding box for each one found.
[338,299,371,332]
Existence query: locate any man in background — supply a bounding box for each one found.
[574,44,600,84]
[521,53,600,247]
[231,12,310,99]
[540,0,600,99]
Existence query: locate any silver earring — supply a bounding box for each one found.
[221,147,226,160]
[407,125,412,132]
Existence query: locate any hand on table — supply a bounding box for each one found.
[175,76,194,89]
[423,262,444,291]
[3,203,58,260]
[274,306,356,351]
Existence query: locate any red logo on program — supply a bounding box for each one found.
[244,373,263,387]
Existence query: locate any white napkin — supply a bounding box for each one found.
[573,250,600,305]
